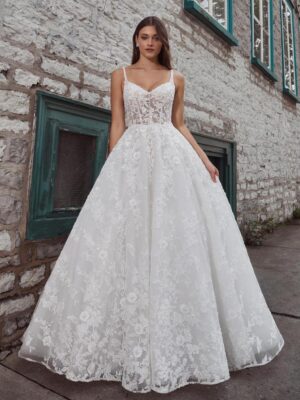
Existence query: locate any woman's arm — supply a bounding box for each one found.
[171,71,219,182]
[108,68,126,154]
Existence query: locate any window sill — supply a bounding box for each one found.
[183,0,239,46]
[251,57,278,81]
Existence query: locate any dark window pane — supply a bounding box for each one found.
[283,33,289,61]
[198,0,209,12]
[281,1,296,92]
[283,57,289,87]
[254,0,260,19]
[53,130,96,210]
[254,19,261,59]
[290,59,295,90]
[262,0,269,29]
[197,0,226,27]
[213,0,226,27]
[263,30,270,66]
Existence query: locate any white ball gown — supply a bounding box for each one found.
[18,66,284,394]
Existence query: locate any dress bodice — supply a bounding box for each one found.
[122,66,175,127]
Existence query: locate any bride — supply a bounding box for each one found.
[18,15,284,394]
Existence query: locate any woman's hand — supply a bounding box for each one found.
[203,159,219,183]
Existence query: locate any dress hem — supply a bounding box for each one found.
[17,338,284,394]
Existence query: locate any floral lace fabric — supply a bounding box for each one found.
[18,66,284,394]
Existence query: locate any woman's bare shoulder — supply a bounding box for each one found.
[111,64,135,73]
[173,69,185,80]
[173,69,185,91]
[111,67,124,77]
[110,67,125,88]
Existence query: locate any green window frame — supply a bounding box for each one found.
[26,90,111,240]
[183,0,239,46]
[192,131,237,217]
[250,0,278,81]
[279,0,300,102]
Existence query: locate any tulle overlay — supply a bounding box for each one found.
[18,67,284,394]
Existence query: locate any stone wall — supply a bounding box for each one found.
[0,0,299,352]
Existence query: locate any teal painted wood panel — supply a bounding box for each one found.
[27,90,111,240]
[183,0,239,46]
[250,0,278,81]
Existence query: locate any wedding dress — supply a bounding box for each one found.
[18,66,284,394]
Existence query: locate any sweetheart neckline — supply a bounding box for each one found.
[125,80,174,94]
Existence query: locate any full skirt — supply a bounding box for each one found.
[18,122,284,393]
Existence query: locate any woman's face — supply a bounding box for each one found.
[135,25,162,59]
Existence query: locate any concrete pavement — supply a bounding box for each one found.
[1,219,299,400]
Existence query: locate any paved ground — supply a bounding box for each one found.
[1,219,300,400]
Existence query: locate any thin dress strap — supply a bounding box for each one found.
[169,69,173,83]
[123,66,128,81]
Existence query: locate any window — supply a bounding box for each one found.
[197,0,228,27]
[279,0,300,102]
[26,90,111,240]
[183,0,239,46]
[192,131,237,216]
[250,0,278,80]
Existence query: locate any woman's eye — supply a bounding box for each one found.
[141,36,159,40]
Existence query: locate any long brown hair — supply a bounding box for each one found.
[131,16,172,69]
